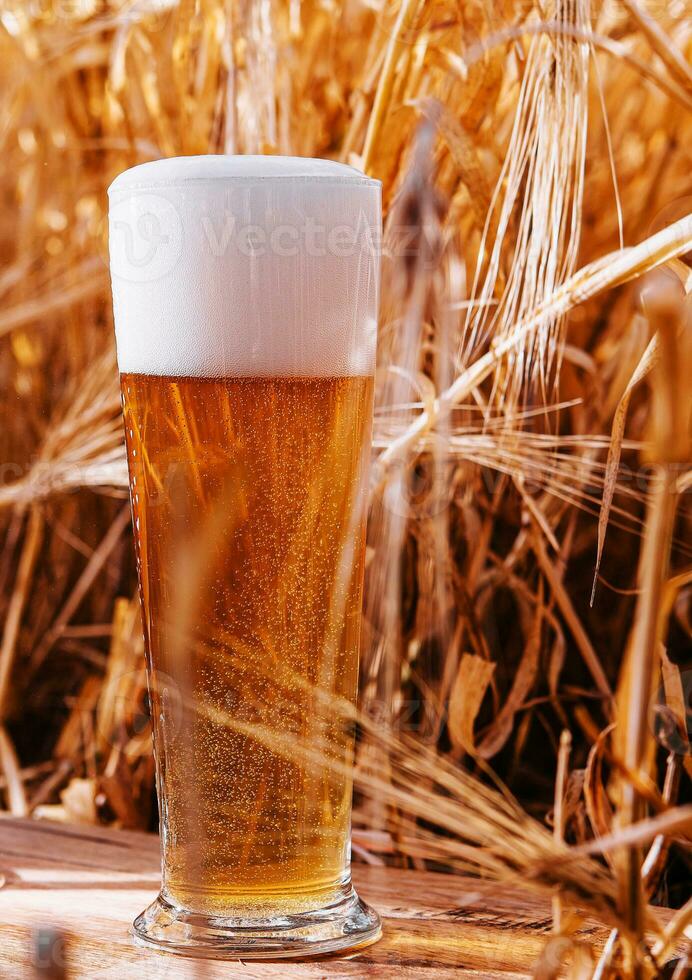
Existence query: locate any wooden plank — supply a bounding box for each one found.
[0,816,659,978]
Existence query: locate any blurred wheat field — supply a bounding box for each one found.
[0,0,691,975]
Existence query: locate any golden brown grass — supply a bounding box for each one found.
[0,1,691,975]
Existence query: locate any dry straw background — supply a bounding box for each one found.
[0,0,691,976]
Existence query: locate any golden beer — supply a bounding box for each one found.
[122,373,373,913]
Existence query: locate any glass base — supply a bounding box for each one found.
[132,888,382,960]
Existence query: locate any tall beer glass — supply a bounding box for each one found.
[108,156,381,958]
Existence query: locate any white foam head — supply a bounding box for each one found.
[108,156,381,378]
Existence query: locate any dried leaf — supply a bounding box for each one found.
[59,777,98,825]
[448,652,495,753]
[659,645,692,781]
[584,724,614,841]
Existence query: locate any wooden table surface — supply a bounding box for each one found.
[0,816,628,978]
